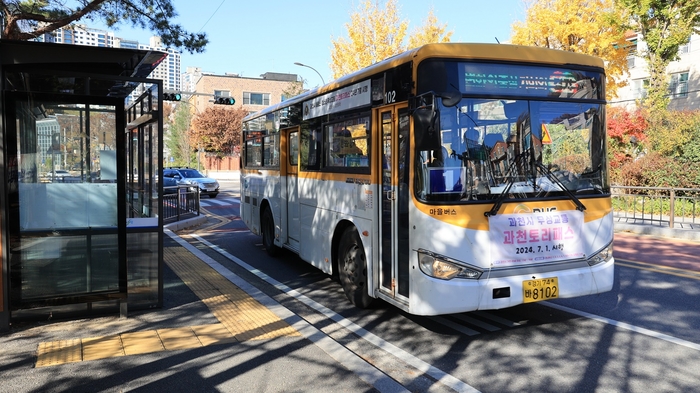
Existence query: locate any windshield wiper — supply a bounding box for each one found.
[484,150,528,217]
[535,162,587,212]
[483,153,586,217]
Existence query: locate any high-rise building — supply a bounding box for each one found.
[36,118,62,170]
[41,24,117,47]
[37,25,181,100]
[182,67,203,94]
[138,36,181,92]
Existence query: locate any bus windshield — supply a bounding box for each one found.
[416,97,608,203]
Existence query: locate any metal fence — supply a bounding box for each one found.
[163,186,200,223]
[162,184,700,229]
[611,186,700,230]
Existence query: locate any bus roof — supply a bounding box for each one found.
[243,43,606,122]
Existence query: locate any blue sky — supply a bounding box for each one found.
[96,0,527,88]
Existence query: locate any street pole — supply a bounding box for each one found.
[294,62,325,86]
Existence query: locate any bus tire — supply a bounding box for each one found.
[262,206,280,257]
[338,226,373,308]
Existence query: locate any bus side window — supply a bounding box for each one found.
[323,115,370,170]
[289,132,299,166]
[306,128,321,170]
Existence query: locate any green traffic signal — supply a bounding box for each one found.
[215,97,235,105]
[164,92,181,101]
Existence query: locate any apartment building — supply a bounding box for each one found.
[38,26,181,101]
[43,24,117,47]
[138,36,181,92]
[182,67,204,95]
[612,32,700,111]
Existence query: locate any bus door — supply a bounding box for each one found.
[377,104,410,300]
[283,127,301,251]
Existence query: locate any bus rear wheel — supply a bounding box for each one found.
[338,226,373,308]
[262,206,280,257]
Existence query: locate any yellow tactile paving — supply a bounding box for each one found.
[36,339,82,367]
[186,280,215,293]
[35,239,300,367]
[163,246,300,341]
[195,289,223,301]
[82,335,124,361]
[191,323,238,346]
[121,331,165,355]
[157,327,202,351]
[35,323,232,367]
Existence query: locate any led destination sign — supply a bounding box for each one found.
[461,63,603,99]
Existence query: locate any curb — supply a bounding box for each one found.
[614,222,700,242]
[163,215,208,231]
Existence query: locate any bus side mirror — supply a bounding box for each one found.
[410,92,443,151]
[413,106,441,151]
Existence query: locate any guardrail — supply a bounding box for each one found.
[162,184,699,229]
[163,186,200,223]
[611,186,700,230]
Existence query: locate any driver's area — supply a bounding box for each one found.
[413,95,608,205]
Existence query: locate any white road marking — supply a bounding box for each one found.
[190,233,481,393]
[200,197,240,207]
[165,229,410,393]
[544,302,700,351]
[433,316,481,336]
[450,314,501,332]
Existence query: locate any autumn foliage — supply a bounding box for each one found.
[618,0,700,111]
[330,0,452,79]
[607,106,647,145]
[191,106,248,155]
[607,107,700,187]
[510,0,630,99]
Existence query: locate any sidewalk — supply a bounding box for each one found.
[614,219,700,242]
[30,232,300,367]
[1,214,698,392]
[0,218,385,393]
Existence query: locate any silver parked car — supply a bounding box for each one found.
[163,167,220,198]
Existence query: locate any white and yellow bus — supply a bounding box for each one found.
[240,43,614,316]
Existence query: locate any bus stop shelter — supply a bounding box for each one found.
[0,39,167,330]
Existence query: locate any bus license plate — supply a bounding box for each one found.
[523,277,559,303]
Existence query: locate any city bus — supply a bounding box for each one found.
[240,43,614,316]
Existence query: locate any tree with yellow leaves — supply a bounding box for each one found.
[407,8,453,50]
[330,0,452,80]
[510,0,630,100]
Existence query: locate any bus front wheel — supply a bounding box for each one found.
[338,226,373,308]
[262,206,281,257]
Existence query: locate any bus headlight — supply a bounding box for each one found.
[587,244,613,266]
[418,251,482,280]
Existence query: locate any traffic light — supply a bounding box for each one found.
[164,92,181,101]
[215,97,235,105]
